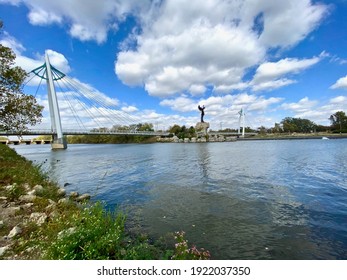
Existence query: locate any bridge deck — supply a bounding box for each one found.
[0,130,170,137]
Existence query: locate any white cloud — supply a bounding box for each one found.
[160,96,196,112]
[277,96,347,125]
[252,57,320,84]
[3,0,328,95]
[251,56,321,91]
[252,79,296,92]
[281,97,318,113]
[329,96,347,104]
[0,32,25,54]
[2,0,152,44]
[121,106,138,113]
[257,0,327,48]
[330,75,347,90]
[115,0,327,97]
[0,0,21,5]
[27,7,62,25]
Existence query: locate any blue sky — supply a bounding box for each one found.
[1,0,347,131]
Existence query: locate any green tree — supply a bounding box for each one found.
[329,111,347,132]
[0,21,43,133]
[281,117,316,133]
[168,124,196,139]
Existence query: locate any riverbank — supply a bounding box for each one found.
[237,133,347,141]
[0,145,210,260]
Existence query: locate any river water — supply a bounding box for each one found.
[13,139,347,259]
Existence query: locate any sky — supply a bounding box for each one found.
[1,0,347,131]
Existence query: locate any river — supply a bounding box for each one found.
[13,139,347,259]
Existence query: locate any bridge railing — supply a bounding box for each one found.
[0,129,170,136]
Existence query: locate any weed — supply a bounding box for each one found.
[172,231,211,260]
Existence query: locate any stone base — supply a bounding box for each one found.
[195,122,210,136]
[51,137,67,150]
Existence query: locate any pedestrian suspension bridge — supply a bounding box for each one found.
[1,51,170,149]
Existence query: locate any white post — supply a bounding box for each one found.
[45,51,67,149]
[241,110,245,137]
[238,108,245,137]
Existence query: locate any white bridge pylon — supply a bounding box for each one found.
[238,108,245,137]
[44,51,67,149]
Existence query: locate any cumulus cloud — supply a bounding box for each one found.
[251,56,321,91]
[281,97,318,113]
[2,0,328,96]
[115,0,327,97]
[121,105,138,113]
[330,75,347,90]
[160,96,196,112]
[2,0,152,44]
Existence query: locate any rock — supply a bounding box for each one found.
[172,136,179,143]
[5,184,17,191]
[8,226,22,238]
[27,190,36,195]
[29,213,48,226]
[0,220,4,229]
[21,203,34,210]
[6,206,21,216]
[45,201,57,211]
[69,191,79,198]
[19,194,36,203]
[23,183,31,192]
[0,246,9,257]
[75,193,91,202]
[58,198,70,204]
[33,185,44,193]
[57,188,66,197]
[195,122,210,136]
[58,227,76,239]
[0,196,7,201]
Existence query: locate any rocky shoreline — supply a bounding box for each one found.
[0,181,90,258]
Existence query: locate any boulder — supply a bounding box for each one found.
[75,193,91,202]
[19,194,36,203]
[5,184,17,191]
[8,226,22,238]
[29,213,48,226]
[0,246,9,257]
[58,198,70,204]
[57,188,66,197]
[69,191,79,198]
[172,136,179,143]
[195,122,210,136]
[33,185,44,193]
[6,206,21,216]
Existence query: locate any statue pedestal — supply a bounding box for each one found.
[195,122,210,136]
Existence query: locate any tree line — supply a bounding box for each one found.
[256,111,347,135]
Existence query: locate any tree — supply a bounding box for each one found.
[329,111,347,132]
[281,117,316,133]
[0,21,43,133]
[168,124,196,139]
